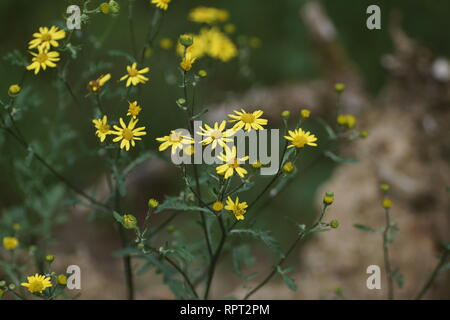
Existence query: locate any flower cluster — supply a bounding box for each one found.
[26,26,65,75]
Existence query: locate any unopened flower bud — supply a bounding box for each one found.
[335,83,345,93]
[57,274,67,286]
[323,192,334,205]
[179,34,193,47]
[380,184,389,193]
[282,161,295,174]
[148,198,159,209]
[330,219,339,229]
[8,84,21,97]
[212,201,224,212]
[281,110,290,120]
[45,254,55,263]
[122,214,137,229]
[300,109,311,119]
[382,199,392,209]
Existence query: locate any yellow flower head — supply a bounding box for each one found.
[159,38,173,50]
[120,63,150,87]
[337,114,357,129]
[224,196,248,221]
[250,161,263,169]
[57,274,67,286]
[8,84,21,97]
[189,7,229,24]
[323,192,334,205]
[282,161,295,174]
[29,26,66,51]
[151,0,171,11]
[180,52,196,72]
[92,115,112,142]
[3,237,19,250]
[122,214,137,229]
[197,120,235,150]
[216,146,249,179]
[26,47,60,75]
[21,274,52,294]
[382,199,392,209]
[148,198,159,209]
[156,130,194,154]
[284,128,318,149]
[212,201,224,212]
[300,109,311,119]
[127,101,142,119]
[88,74,111,93]
[111,118,147,151]
[228,109,268,131]
[207,27,238,62]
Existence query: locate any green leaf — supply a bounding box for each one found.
[3,50,28,67]
[230,229,283,258]
[391,270,404,288]
[173,247,195,263]
[277,266,297,291]
[307,227,331,234]
[155,196,211,214]
[113,211,123,223]
[232,244,255,277]
[354,224,377,233]
[107,50,135,63]
[317,118,337,140]
[324,151,358,164]
[123,151,156,176]
[191,108,208,120]
[386,223,399,244]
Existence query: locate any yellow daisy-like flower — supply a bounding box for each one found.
[28,26,66,51]
[111,118,147,151]
[26,47,60,75]
[284,128,318,149]
[189,7,229,25]
[216,146,249,179]
[119,63,150,87]
[88,74,111,93]
[21,274,52,294]
[127,101,142,119]
[3,237,19,250]
[151,0,171,11]
[180,52,196,72]
[212,201,224,212]
[224,196,248,221]
[92,115,112,142]
[156,130,194,154]
[228,109,268,131]
[197,120,235,150]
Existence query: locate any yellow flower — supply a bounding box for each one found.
[282,161,295,173]
[284,128,318,149]
[122,214,137,229]
[228,109,268,131]
[151,0,171,11]
[119,63,150,87]
[159,38,173,50]
[189,7,229,24]
[382,199,392,209]
[111,118,147,151]
[21,274,52,294]
[28,26,66,51]
[148,198,159,209]
[212,201,224,212]
[156,130,194,154]
[337,114,356,129]
[197,120,235,150]
[57,274,67,286]
[127,101,142,119]
[250,161,263,169]
[224,196,248,221]
[26,47,60,75]
[180,52,196,71]
[323,192,334,205]
[3,237,19,250]
[335,83,345,93]
[8,84,21,97]
[216,146,249,179]
[87,74,111,93]
[300,109,311,119]
[92,115,112,142]
[207,28,237,62]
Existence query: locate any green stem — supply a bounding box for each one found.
[383,207,394,300]
[415,250,449,300]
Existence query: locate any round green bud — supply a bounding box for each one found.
[45,254,55,263]
[380,184,389,192]
[330,220,339,229]
[8,284,16,290]
[335,83,345,93]
[179,34,193,47]
[109,0,120,13]
[122,214,137,229]
[281,110,290,120]
[0,280,6,287]
[198,70,207,77]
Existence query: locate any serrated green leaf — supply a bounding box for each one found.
[230,229,283,258]
[155,196,211,214]
[113,211,123,223]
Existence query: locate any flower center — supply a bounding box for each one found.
[230,159,240,168]
[41,33,51,41]
[128,68,139,77]
[169,132,182,143]
[211,130,223,140]
[122,128,134,141]
[29,280,44,293]
[293,135,307,148]
[36,53,48,63]
[99,124,110,134]
[241,113,255,123]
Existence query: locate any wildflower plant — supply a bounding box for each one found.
[4,1,443,302]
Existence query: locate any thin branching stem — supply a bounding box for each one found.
[415,249,449,300]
